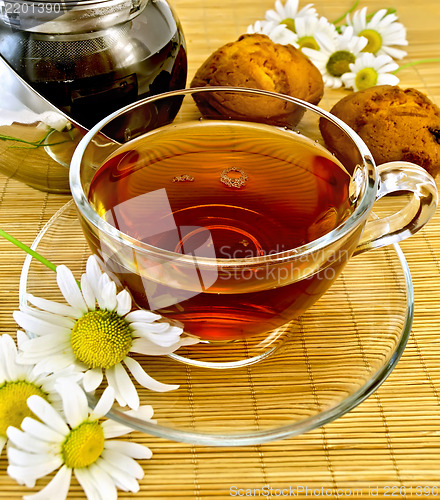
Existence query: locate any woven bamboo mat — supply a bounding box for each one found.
[1,0,440,498]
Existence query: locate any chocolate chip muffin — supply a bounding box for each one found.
[190,34,324,126]
[320,85,440,177]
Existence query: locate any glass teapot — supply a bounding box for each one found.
[0,0,187,128]
[0,0,187,192]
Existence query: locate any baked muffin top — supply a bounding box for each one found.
[320,85,440,177]
[190,34,324,126]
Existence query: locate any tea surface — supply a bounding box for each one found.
[88,121,353,340]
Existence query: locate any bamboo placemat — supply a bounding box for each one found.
[0,0,440,498]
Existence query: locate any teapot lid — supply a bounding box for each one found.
[0,0,146,33]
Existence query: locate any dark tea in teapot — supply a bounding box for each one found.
[0,0,187,128]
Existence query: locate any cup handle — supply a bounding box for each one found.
[353,161,438,256]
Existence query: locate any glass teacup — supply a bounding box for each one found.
[70,87,438,346]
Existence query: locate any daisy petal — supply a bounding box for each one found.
[96,457,141,492]
[17,332,70,355]
[74,467,102,500]
[126,404,155,421]
[131,321,177,333]
[56,265,88,313]
[31,352,77,375]
[7,456,62,483]
[81,274,96,311]
[124,356,179,392]
[8,449,48,466]
[57,380,89,427]
[0,334,19,380]
[7,427,52,454]
[83,367,104,393]
[379,73,400,85]
[131,337,190,356]
[17,344,73,370]
[16,330,29,349]
[18,307,76,329]
[21,417,65,442]
[88,463,118,500]
[125,310,162,323]
[23,465,72,500]
[101,281,118,311]
[101,448,144,479]
[138,327,183,347]
[0,358,8,383]
[116,290,132,317]
[101,421,136,439]
[105,366,127,407]
[95,276,111,311]
[113,362,140,410]
[382,46,407,59]
[101,405,154,438]
[26,395,69,435]
[13,310,71,337]
[379,61,399,73]
[86,256,104,298]
[6,464,37,488]
[26,293,79,318]
[131,337,181,355]
[105,440,152,459]
[90,386,115,420]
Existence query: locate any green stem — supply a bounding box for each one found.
[333,4,397,26]
[0,128,71,149]
[9,139,70,150]
[393,58,440,74]
[366,7,396,21]
[0,134,46,146]
[331,0,360,24]
[0,229,57,273]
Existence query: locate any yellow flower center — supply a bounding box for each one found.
[62,421,105,468]
[326,50,356,77]
[0,381,47,437]
[281,17,296,32]
[297,35,320,50]
[359,29,383,54]
[70,310,132,369]
[355,67,378,91]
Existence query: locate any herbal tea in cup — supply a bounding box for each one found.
[70,87,437,343]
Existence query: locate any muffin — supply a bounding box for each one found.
[320,85,440,178]
[190,34,324,126]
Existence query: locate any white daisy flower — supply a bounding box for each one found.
[247,20,298,46]
[302,26,368,88]
[40,112,72,132]
[7,379,153,500]
[14,255,199,410]
[265,0,317,33]
[294,15,338,51]
[344,7,408,59]
[0,333,79,456]
[341,52,400,91]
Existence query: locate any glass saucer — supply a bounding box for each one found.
[19,200,413,446]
